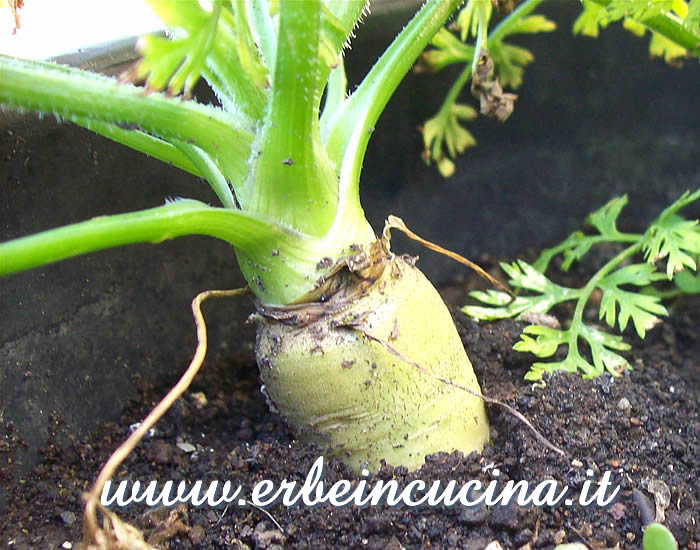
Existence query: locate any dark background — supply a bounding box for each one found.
[356,3,700,280]
[1,2,698,508]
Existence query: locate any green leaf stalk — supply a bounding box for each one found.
[0,0,489,471]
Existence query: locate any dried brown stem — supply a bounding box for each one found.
[383,215,514,298]
[82,288,249,548]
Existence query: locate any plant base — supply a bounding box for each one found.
[255,254,489,472]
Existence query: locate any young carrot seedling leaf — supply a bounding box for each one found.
[464,260,579,320]
[426,0,700,177]
[131,0,224,96]
[573,0,612,37]
[673,265,700,293]
[534,195,638,273]
[418,0,555,176]
[489,14,555,89]
[686,0,700,30]
[597,264,668,337]
[516,324,630,380]
[641,190,700,277]
[576,0,700,65]
[421,101,477,177]
[464,190,700,379]
[606,0,675,20]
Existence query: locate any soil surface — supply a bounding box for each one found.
[1,259,698,549]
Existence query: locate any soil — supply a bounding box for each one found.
[1,258,697,549]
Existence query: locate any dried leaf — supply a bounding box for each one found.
[470,49,517,121]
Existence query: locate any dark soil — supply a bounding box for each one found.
[1,262,698,550]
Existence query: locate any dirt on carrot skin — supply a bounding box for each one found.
[1,270,698,549]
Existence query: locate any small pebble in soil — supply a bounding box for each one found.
[188,524,206,546]
[490,501,520,530]
[236,419,255,440]
[514,527,534,546]
[146,440,174,464]
[59,510,76,525]
[646,478,671,523]
[128,422,157,438]
[458,502,488,525]
[189,391,208,409]
[608,502,626,520]
[176,441,196,453]
[253,521,286,549]
[617,397,632,415]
